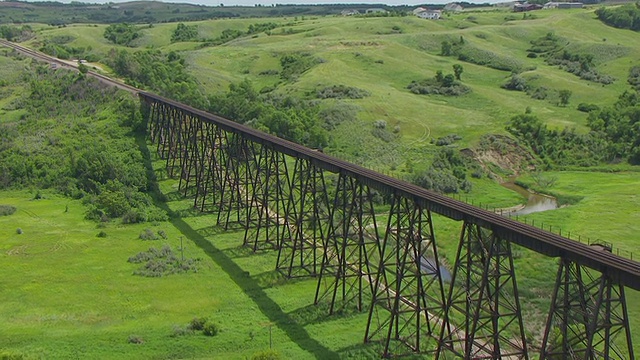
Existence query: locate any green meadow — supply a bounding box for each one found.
[2,4,640,358]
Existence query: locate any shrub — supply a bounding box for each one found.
[188,317,209,331]
[127,335,144,344]
[139,228,159,240]
[0,205,17,216]
[251,349,281,360]
[315,85,370,99]
[16,228,23,235]
[202,322,219,336]
[97,231,108,238]
[171,324,194,337]
[577,103,600,113]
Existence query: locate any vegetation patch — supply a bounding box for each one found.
[629,65,640,91]
[0,24,34,42]
[407,70,471,96]
[314,84,370,99]
[103,23,140,46]
[410,148,477,194]
[171,22,199,42]
[279,52,321,81]
[0,204,17,216]
[128,245,200,277]
[442,36,529,73]
[596,5,640,31]
[528,32,615,84]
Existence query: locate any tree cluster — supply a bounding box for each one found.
[0,25,34,42]
[528,32,614,84]
[595,4,640,31]
[507,90,640,167]
[171,23,199,42]
[207,79,328,148]
[0,64,165,223]
[407,68,470,96]
[103,23,140,46]
[411,148,475,194]
[105,48,207,108]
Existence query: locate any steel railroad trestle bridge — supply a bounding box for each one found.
[140,91,639,359]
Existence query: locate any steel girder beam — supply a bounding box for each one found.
[243,143,291,252]
[540,257,635,360]
[438,221,528,360]
[365,193,447,357]
[215,132,251,230]
[193,123,225,213]
[276,158,330,278]
[315,172,380,314]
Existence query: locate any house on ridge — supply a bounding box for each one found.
[417,9,442,19]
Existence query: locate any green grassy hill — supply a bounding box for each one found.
[2,5,640,358]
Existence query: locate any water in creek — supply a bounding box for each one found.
[501,181,558,216]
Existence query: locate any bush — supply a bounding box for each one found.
[127,335,143,344]
[139,228,159,240]
[315,85,370,99]
[577,103,600,113]
[0,205,16,216]
[188,317,209,331]
[252,349,281,360]
[16,228,23,235]
[97,231,108,238]
[202,322,219,337]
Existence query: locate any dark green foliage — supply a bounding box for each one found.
[529,33,615,84]
[105,49,206,108]
[502,74,528,91]
[188,317,209,331]
[127,335,144,344]
[546,50,614,84]
[0,25,33,41]
[435,134,462,146]
[411,148,474,194]
[128,245,200,277]
[442,38,527,72]
[251,350,282,360]
[558,89,572,106]
[0,64,165,223]
[506,110,613,167]
[628,65,640,90]
[16,228,23,235]
[315,85,370,99]
[202,322,219,337]
[103,23,140,46]
[453,64,464,80]
[0,205,17,216]
[595,5,640,31]
[97,231,108,238]
[171,23,199,42]
[407,71,471,96]
[587,90,640,164]
[207,79,328,148]
[279,52,320,81]
[318,102,359,130]
[577,103,600,113]
[139,228,159,240]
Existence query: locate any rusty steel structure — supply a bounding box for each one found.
[140,91,639,359]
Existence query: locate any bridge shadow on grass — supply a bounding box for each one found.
[136,136,338,358]
[170,216,339,359]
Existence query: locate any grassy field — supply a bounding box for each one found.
[0,185,374,359]
[3,5,640,358]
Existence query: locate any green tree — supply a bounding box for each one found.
[453,64,463,80]
[559,89,572,107]
[104,23,140,46]
[441,41,452,56]
[171,23,198,42]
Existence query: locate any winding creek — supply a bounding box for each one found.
[501,181,558,216]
